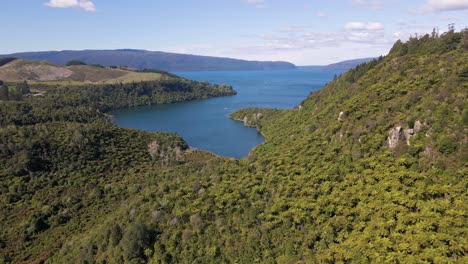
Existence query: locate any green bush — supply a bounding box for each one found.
[437,136,457,155]
[65,60,87,66]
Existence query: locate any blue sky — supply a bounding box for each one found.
[1,0,468,64]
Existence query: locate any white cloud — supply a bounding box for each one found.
[345,22,384,31]
[45,0,96,12]
[241,0,268,8]
[242,0,267,3]
[166,26,394,65]
[420,0,468,12]
[248,26,392,53]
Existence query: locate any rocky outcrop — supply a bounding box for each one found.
[387,126,402,148]
[414,120,422,133]
[243,113,263,127]
[253,113,263,121]
[404,128,414,145]
[148,141,160,160]
[175,147,183,161]
[388,120,425,147]
[338,111,344,121]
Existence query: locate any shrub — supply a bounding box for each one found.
[0,57,17,67]
[437,136,457,155]
[120,221,151,261]
[66,60,87,66]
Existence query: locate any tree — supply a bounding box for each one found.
[0,57,17,67]
[66,60,87,66]
[463,27,468,50]
[431,28,439,39]
[0,84,9,101]
[120,221,152,262]
[17,81,30,95]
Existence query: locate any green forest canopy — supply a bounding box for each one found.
[0,30,467,263]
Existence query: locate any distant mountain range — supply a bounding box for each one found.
[0,49,376,72]
[0,50,296,72]
[322,57,376,71]
[299,58,376,71]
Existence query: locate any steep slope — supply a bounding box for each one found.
[1,49,296,72]
[0,31,466,263]
[231,32,468,262]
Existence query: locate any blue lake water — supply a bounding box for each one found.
[112,68,339,158]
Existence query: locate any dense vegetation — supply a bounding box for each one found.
[0,79,235,127]
[65,60,87,66]
[0,58,17,67]
[0,31,467,263]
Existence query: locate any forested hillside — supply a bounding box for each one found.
[0,71,235,263]
[0,31,467,263]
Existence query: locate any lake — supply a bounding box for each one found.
[112,68,339,158]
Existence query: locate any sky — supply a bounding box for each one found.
[1,0,468,65]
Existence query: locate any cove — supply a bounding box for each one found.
[112,68,339,158]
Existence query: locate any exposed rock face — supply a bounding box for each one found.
[404,128,414,145]
[338,111,344,121]
[388,126,402,148]
[243,116,248,126]
[253,113,263,121]
[148,141,160,160]
[175,147,183,161]
[414,120,422,133]
[388,120,424,147]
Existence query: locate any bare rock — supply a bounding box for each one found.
[387,126,402,148]
[404,128,414,145]
[338,111,344,121]
[175,147,183,161]
[414,120,422,133]
[243,116,248,126]
[148,141,160,160]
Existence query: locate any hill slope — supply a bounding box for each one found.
[1,49,296,72]
[0,31,467,263]
[299,57,377,72]
[0,59,166,84]
[322,57,376,70]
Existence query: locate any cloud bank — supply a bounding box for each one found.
[45,0,96,12]
[242,0,267,4]
[345,22,384,31]
[242,0,267,8]
[420,0,468,12]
